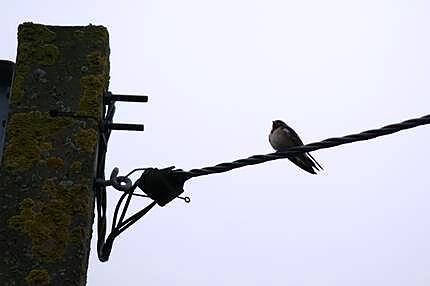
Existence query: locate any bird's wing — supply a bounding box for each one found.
[283,127,304,146]
[283,127,323,171]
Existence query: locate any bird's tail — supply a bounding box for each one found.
[287,154,319,174]
[308,153,323,171]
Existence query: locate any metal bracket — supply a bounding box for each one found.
[94,91,149,262]
[94,165,191,261]
[49,89,191,261]
[0,60,15,164]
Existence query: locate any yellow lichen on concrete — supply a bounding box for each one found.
[8,179,91,262]
[46,156,64,169]
[25,268,50,285]
[2,112,73,172]
[72,25,109,49]
[10,72,26,105]
[77,25,110,119]
[11,23,59,106]
[74,128,98,153]
[18,22,56,44]
[87,51,107,74]
[17,23,58,65]
[79,75,105,118]
[70,161,82,173]
[3,23,109,283]
[8,198,35,231]
[19,42,60,66]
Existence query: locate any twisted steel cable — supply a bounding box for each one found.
[96,113,430,262]
[180,114,430,179]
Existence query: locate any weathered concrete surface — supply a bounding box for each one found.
[0,23,109,286]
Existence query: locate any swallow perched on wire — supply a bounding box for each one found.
[269,120,323,174]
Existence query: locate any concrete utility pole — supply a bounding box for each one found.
[0,23,109,285]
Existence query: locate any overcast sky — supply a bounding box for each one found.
[2,1,430,285]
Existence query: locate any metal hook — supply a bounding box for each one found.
[177,196,191,203]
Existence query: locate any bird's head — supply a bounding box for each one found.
[272,120,287,131]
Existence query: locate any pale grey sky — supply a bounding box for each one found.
[2,1,430,285]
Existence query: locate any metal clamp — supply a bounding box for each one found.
[0,60,15,163]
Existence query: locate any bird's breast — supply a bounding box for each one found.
[269,128,295,150]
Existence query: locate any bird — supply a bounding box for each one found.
[269,120,323,174]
